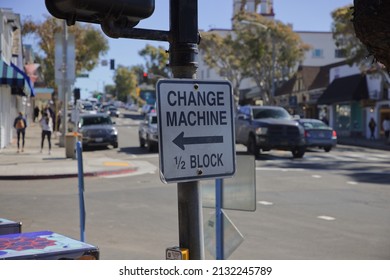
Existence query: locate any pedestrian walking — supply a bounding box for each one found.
[368,117,376,140]
[13,112,27,153]
[382,116,390,143]
[33,106,40,122]
[39,112,53,154]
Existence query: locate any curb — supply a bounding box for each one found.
[0,167,138,180]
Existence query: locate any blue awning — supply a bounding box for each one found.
[0,59,35,97]
[11,62,35,97]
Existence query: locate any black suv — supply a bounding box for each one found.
[235,105,306,158]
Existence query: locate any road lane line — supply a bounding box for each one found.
[347,181,358,185]
[317,215,336,221]
[258,201,274,206]
[256,167,305,172]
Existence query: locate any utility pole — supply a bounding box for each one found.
[60,20,68,147]
[46,0,205,260]
[169,0,204,260]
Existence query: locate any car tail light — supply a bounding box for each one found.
[332,130,337,138]
[304,131,310,137]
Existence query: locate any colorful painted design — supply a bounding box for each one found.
[0,235,56,251]
[0,231,98,259]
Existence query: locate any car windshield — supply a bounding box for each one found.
[252,108,291,119]
[300,120,328,129]
[80,116,112,126]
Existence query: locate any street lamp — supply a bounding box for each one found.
[240,20,276,103]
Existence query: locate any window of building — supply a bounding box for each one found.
[312,49,324,58]
[335,104,351,131]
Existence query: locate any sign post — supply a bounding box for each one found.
[157,79,236,183]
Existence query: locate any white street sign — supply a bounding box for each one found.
[157,79,236,183]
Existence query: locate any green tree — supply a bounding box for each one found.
[331,4,367,65]
[114,66,138,102]
[138,44,170,84]
[22,16,109,88]
[104,84,116,98]
[234,13,309,104]
[199,31,248,101]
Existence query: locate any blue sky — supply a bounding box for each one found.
[2,0,352,99]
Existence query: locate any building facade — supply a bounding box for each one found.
[0,9,34,149]
[197,0,346,106]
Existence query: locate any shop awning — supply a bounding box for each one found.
[0,59,35,97]
[317,74,369,104]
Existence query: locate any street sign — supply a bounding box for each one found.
[157,79,236,183]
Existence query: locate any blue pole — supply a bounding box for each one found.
[76,141,85,242]
[215,178,224,260]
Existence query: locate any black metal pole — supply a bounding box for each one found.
[169,0,204,260]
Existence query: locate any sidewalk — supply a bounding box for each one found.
[1,122,389,180]
[337,136,390,151]
[0,122,138,180]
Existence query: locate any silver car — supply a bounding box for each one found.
[77,113,118,149]
[138,112,158,152]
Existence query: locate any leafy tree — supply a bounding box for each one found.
[138,44,170,84]
[331,5,367,65]
[104,84,116,98]
[113,65,138,102]
[233,13,309,104]
[199,31,248,101]
[332,4,389,76]
[22,16,109,88]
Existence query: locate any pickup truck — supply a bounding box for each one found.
[235,105,306,158]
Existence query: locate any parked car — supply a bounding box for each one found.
[140,104,155,116]
[235,105,306,158]
[80,101,97,114]
[125,103,138,112]
[77,113,118,149]
[297,118,337,152]
[107,106,120,118]
[138,112,158,152]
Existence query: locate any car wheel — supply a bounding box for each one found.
[147,139,155,152]
[139,134,145,148]
[292,147,305,158]
[324,146,332,152]
[247,135,259,157]
[112,142,118,149]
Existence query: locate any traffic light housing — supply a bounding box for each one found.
[73,88,81,104]
[142,72,148,83]
[110,59,115,70]
[45,0,155,27]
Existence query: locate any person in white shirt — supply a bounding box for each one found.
[39,112,53,154]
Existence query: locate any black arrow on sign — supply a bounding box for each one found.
[172,131,224,151]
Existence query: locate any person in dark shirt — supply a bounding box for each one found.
[13,112,27,153]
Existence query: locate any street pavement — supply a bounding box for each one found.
[1,121,389,180]
[0,121,138,180]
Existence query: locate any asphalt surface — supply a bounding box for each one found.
[1,120,389,180]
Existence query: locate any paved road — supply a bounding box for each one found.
[1,112,390,259]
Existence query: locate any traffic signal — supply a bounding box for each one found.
[45,0,155,27]
[143,72,148,83]
[73,88,81,104]
[110,59,115,70]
